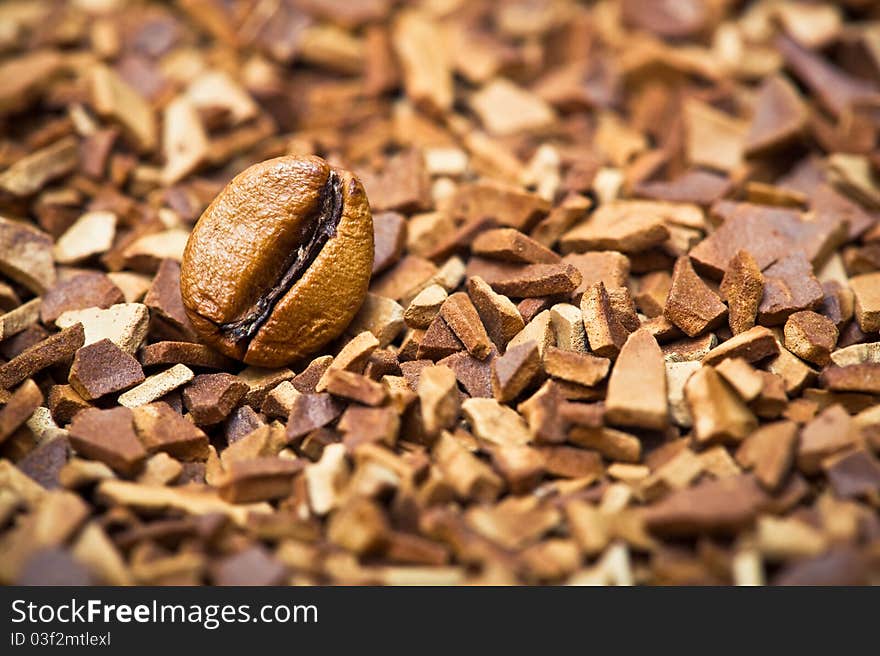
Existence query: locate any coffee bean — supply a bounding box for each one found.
[180,156,374,367]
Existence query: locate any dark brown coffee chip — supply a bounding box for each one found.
[758,253,824,325]
[40,272,124,324]
[492,341,541,403]
[212,546,287,586]
[418,316,464,361]
[218,457,303,503]
[665,256,727,338]
[286,393,345,442]
[439,292,492,360]
[372,211,407,274]
[183,373,248,426]
[720,250,763,335]
[324,370,388,407]
[820,364,880,395]
[481,262,583,298]
[69,338,145,400]
[0,323,85,389]
[644,475,766,537]
[438,351,495,399]
[47,384,91,426]
[68,406,147,475]
[0,379,43,444]
[139,341,238,370]
[580,282,628,358]
[17,549,95,586]
[691,202,840,278]
[744,75,808,157]
[338,405,400,447]
[144,259,198,341]
[472,228,561,264]
[224,406,267,445]
[17,434,71,489]
[132,402,210,461]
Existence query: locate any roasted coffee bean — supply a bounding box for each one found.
[180,156,374,367]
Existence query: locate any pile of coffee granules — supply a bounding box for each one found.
[0,0,879,585]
